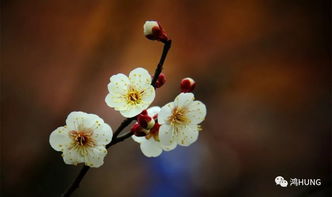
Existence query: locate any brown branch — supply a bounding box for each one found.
[61,39,172,197]
[151,40,172,88]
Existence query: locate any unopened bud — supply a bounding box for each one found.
[155,73,166,88]
[141,109,148,116]
[143,21,168,42]
[180,77,196,93]
[137,114,155,130]
[131,123,148,137]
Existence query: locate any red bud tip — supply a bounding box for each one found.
[155,73,166,88]
[137,113,155,130]
[150,122,160,134]
[131,123,148,137]
[141,110,148,116]
[180,77,196,93]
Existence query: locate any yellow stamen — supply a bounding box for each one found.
[168,107,189,125]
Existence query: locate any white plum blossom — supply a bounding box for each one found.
[105,67,155,118]
[49,111,113,168]
[158,93,206,147]
[132,106,177,157]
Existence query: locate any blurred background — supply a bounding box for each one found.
[1,0,330,196]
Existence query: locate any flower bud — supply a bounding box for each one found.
[141,109,148,116]
[180,77,196,93]
[137,114,155,130]
[143,21,168,42]
[155,73,166,88]
[131,123,148,137]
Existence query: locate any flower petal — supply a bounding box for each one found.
[62,149,84,165]
[129,67,151,90]
[105,93,127,110]
[147,106,161,117]
[49,126,71,151]
[141,85,155,107]
[84,146,108,168]
[81,113,104,129]
[92,123,113,146]
[66,111,89,131]
[120,105,145,118]
[187,101,207,124]
[108,73,129,95]
[132,135,146,143]
[174,93,194,107]
[161,141,177,151]
[158,102,174,124]
[159,124,176,146]
[177,125,199,146]
[140,140,162,157]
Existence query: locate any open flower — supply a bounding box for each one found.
[132,106,177,157]
[105,67,155,118]
[49,111,113,168]
[158,93,206,147]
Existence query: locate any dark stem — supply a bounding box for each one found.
[110,117,136,141]
[151,40,172,88]
[62,166,90,197]
[62,39,172,197]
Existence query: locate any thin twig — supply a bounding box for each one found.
[61,39,172,197]
[62,166,90,197]
[151,40,172,87]
[109,117,136,141]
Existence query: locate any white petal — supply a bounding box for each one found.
[161,141,177,151]
[132,135,146,143]
[120,105,145,118]
[140,140,162,157]
[66,111,89,131]
[105,93,127,110]
[174,93,194,107]
[147,106,161,117]
[159,124,176,146]
[84,146,108,168]
[141,85,155,106]
[144,21,158,36]
[177,125,199,146]
[129,67,152,90]
[108,73,129,95]
[92,123,113,146]
[80,113,103,129]
[62,149,84,165]
[49,126,71,151]
[158,102,174,124]
[187,101,207,124]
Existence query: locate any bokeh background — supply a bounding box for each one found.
[1,0,331,196]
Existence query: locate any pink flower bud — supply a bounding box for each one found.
[143,21,168,42]
[137,114,155,130]
[155,73,166,88]
[180,77,196,93]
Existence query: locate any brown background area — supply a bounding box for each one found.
[1,0,331,196]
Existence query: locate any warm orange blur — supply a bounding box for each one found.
[2,0,330,196]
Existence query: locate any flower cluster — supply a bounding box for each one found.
[49,20,206,169]
[131,91,206,157]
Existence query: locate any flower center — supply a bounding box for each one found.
[169,107,188,125]
[70,130,95,148]
[126,89,143,105]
